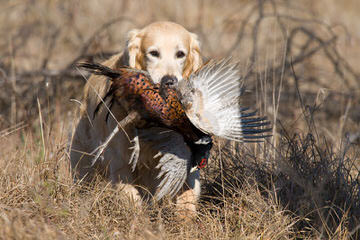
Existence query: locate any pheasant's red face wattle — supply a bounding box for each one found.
[198,157,208,169]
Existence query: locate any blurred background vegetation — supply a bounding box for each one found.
[0,0,359,239]
[1,0,360,144]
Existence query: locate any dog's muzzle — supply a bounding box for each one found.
[160,75,178,88]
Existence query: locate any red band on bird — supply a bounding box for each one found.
[198,157,208,169]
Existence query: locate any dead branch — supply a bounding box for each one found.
[65,16,138,70]
[227,0,359,90]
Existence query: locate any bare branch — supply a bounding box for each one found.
[65,16,138,69]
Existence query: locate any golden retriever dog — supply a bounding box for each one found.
[70,21,203,213]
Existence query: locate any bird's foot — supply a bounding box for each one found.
[129,129,140,172]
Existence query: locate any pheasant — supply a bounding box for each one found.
[79,59,271,198]
[79,63,215,169]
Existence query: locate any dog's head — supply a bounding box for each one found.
[122,21,202,84]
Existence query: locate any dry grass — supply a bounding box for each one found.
[1,0,360,239]
[0,125,297,239]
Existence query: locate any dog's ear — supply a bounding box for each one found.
[121,29,144,69]
[183,33,203,79]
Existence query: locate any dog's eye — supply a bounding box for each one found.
[176,50,185,58]
[149,50,160,58]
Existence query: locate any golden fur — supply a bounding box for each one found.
[70,21,203,212]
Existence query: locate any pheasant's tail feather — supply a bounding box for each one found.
[93,88,115,119]
[78,62,121,79]
[78,62,121,120]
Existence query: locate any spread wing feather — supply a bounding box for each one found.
[179,58,271,142]
[137,128,189,200]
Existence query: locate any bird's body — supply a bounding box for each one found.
[87,65,207,144]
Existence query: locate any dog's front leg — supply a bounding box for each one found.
[176,169,201,217]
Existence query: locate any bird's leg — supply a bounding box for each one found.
[90,110,139,167]
[128,128,140,172]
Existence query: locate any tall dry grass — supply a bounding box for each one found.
[0,0,359,239]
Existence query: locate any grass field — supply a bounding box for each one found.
[1,0,360,239]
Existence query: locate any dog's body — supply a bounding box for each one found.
[70,22,203,212]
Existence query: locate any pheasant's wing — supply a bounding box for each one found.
[137,128,190,200]
[179,58,271,142]
[155,150,189,200]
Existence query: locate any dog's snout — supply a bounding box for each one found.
[160,75,178,87]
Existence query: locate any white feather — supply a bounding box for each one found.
[179,58,270,142]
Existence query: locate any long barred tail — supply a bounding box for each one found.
[78,62,121,119]
[77,62,121,79]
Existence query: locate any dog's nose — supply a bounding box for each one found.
[160,75,178,87]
